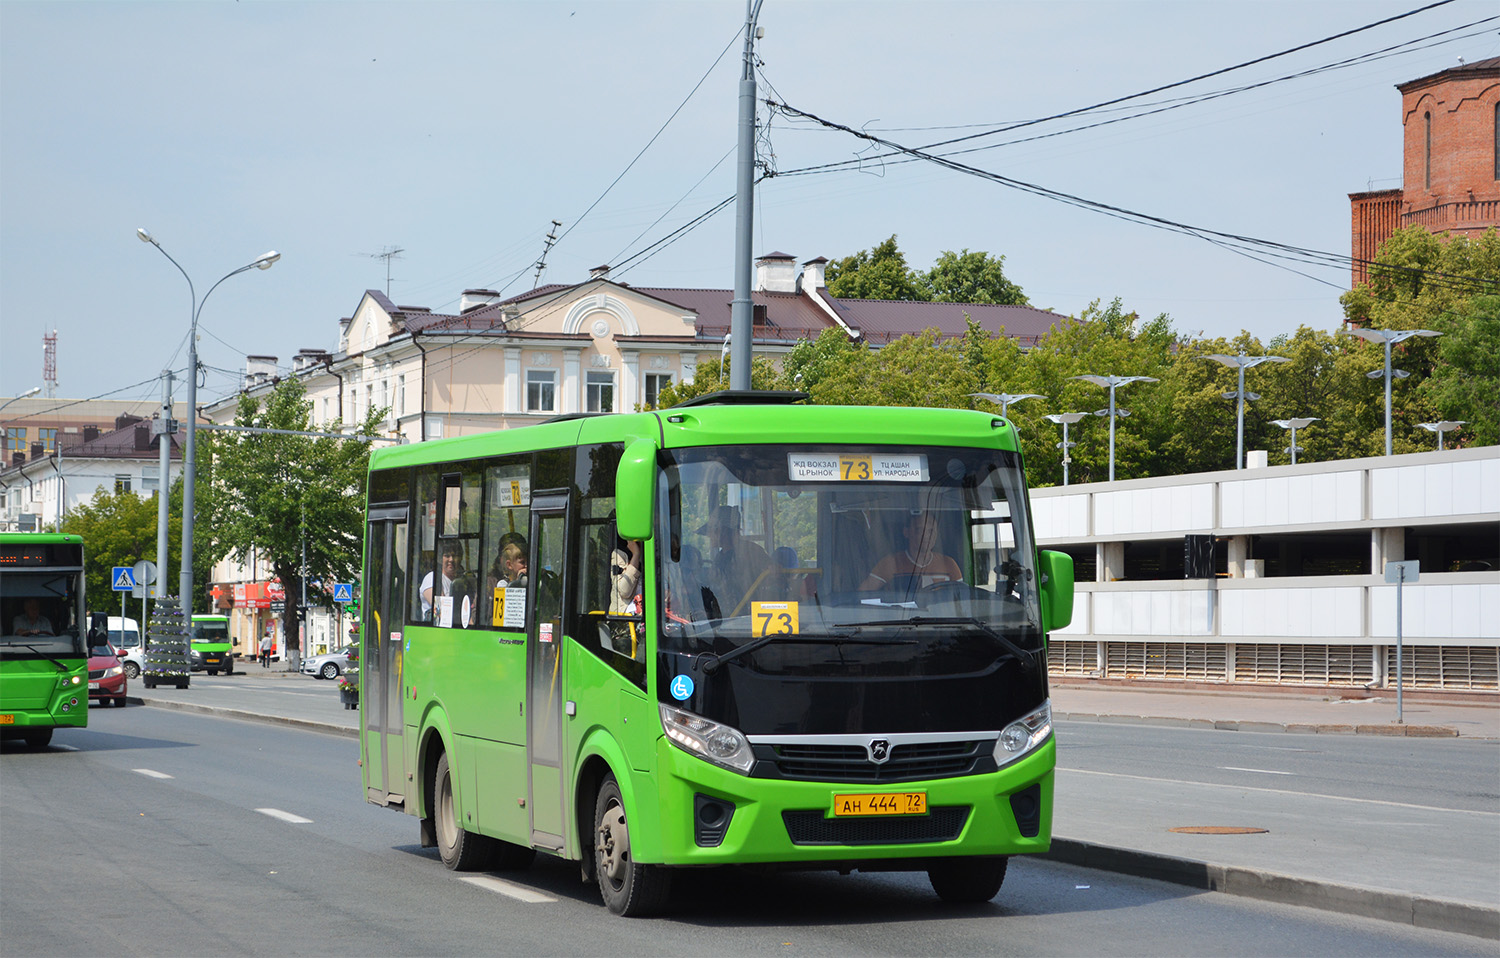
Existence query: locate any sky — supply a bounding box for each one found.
[2,0,1497,408]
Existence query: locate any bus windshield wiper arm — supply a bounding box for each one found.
[12,643,72,672]
[904,616,1041,675]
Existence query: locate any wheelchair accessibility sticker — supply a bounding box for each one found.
[670,674,694,701]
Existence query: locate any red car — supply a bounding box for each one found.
[88,641,128,707]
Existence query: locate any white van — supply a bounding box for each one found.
[108,616,147,679]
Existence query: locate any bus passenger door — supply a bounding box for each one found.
[526,497,569,850]
[364,506,409,807]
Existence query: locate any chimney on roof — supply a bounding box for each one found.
[293,349,329,373]
[12,451,25,466]
[589,265,611,281]
[755,252,797,293]
[134,424,152,451]
[30,442,44,461]
[800,257,829,292]
[115,414,143,431]
[82,425,99,443]
[460,289,502,313]
[244,355,278,389]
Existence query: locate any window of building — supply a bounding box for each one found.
[398,374,407,417]
[527,370,556,413]
[114,474,132,494]
[38,428,57,452]
[586,371,615,413]
[1424,111,1432,191]
[644,373,672,409]
[1494,103,1499,180]
[5,427,25,452]
[142,470,160,494]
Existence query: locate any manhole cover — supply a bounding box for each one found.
[1169,826,1269,835]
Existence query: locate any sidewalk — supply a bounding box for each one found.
[129,669,1500,939]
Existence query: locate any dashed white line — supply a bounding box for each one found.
[1217,766,1293,775]
[458,875,558,903]
[133,768,173,779]
[257,808,314,824]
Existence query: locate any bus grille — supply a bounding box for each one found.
[760,740,989,784]
[782,806,970,846]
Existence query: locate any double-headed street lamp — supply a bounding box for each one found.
[1203,352,1289,470]
[137,228,279,610]
[1072,375,1157,481]
[1272,417,1319,465]
[1343,327,1442,456]
[970,392,1046,419]
[1418,420,1465,451]
[1045,412,1088,485]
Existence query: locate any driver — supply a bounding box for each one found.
[860,510,963,591]
[12,598,55,636]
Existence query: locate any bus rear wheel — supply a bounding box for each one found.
[928,855,1008,903]
[24,728,53,749]
[433,752,491,871]
[593,774,670,916]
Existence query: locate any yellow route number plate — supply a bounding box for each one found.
[0,714,14,724]
[832,791,927,817]
[751,601,799,637]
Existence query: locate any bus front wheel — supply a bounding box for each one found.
[928,855,1008,903]
[433,752,491,871]
[593,774,670,916]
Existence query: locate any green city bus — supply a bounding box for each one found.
[358,393,1073,914]
[1,532,92,748]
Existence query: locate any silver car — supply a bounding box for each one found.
[300,644,357,680]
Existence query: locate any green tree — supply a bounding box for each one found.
[922,249,1028,305]
[59,486,180,620]
[1419,294,1500,447]
[201,377,383,661]
[825,235,926,301]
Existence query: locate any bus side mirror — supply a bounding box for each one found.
[1037,550,1074,633]
[88,612,108,644]
[615,438,659,542]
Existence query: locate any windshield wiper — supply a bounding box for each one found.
[699,630,904,674]
[895,616,1041,675]
[8,643,73,672]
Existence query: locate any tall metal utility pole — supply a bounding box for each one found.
[154,369,175,610]
[728,0,764,391]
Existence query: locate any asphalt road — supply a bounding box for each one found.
[2,705,1494,957]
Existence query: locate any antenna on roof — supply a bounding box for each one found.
[364,246,404,296]
[43,329,58,399]
[533,220,562,289]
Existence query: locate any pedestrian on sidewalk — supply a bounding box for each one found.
[259,632,272,668]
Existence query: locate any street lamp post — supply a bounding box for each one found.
[1271,417,1319,465]
[1343,327,1442,456]
[1045,412,1088,485]
[1072,375,1157,481]
[1417,420,1464,451]
[1203,353,1288,470]
[138,229,279,612]
[970,392,1046,419]
[0,386,42,413]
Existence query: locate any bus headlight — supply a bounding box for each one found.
[993,701,1052,768]
[58,674,83,689]
[660,704,755,774]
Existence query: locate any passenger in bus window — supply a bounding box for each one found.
[860,510,963,591]
[491,533,529,589]
[610,536,642,616]
[12,598,55,636]
[700,505,772,617]
[420,541,463,622]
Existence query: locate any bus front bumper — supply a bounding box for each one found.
[644,736,1054,867]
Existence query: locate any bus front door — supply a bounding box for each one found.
[364,506,409,807]
[526,499,569,850]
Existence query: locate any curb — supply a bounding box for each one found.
[1043,839,1500,941]
[1056,711,1460,737]
[128,696,358,739]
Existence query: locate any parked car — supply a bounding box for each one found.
[109,616,146,680]
[88,641,128,707]
[301,644,357,680]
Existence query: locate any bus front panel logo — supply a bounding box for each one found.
[867,739,891,764]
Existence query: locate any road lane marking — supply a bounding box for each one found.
[133,768,173,779]
[1217,766,1293,775]
[257,808,313,824]
[1058,768,1499,816]
[458,875,557,903]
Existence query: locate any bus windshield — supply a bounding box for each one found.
[1,570,83,657]
[192,620,230,644]
[656,443,1042,659]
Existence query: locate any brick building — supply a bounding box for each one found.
[1348,56,1499,288]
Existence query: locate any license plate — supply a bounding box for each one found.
[832,791,927,817]
[206,658,221,665]
[89,683,100,689]
[0,714,13,724]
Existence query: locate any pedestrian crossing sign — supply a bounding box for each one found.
[111,567,136,591]
[333,583,354,603]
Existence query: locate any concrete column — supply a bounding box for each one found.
[563,349,581,415]
[1227,535,1251,578]
[1373,526,1405,575]
[504,347,522,413]
[1101,542,1125,581]
[621,350,640,413]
